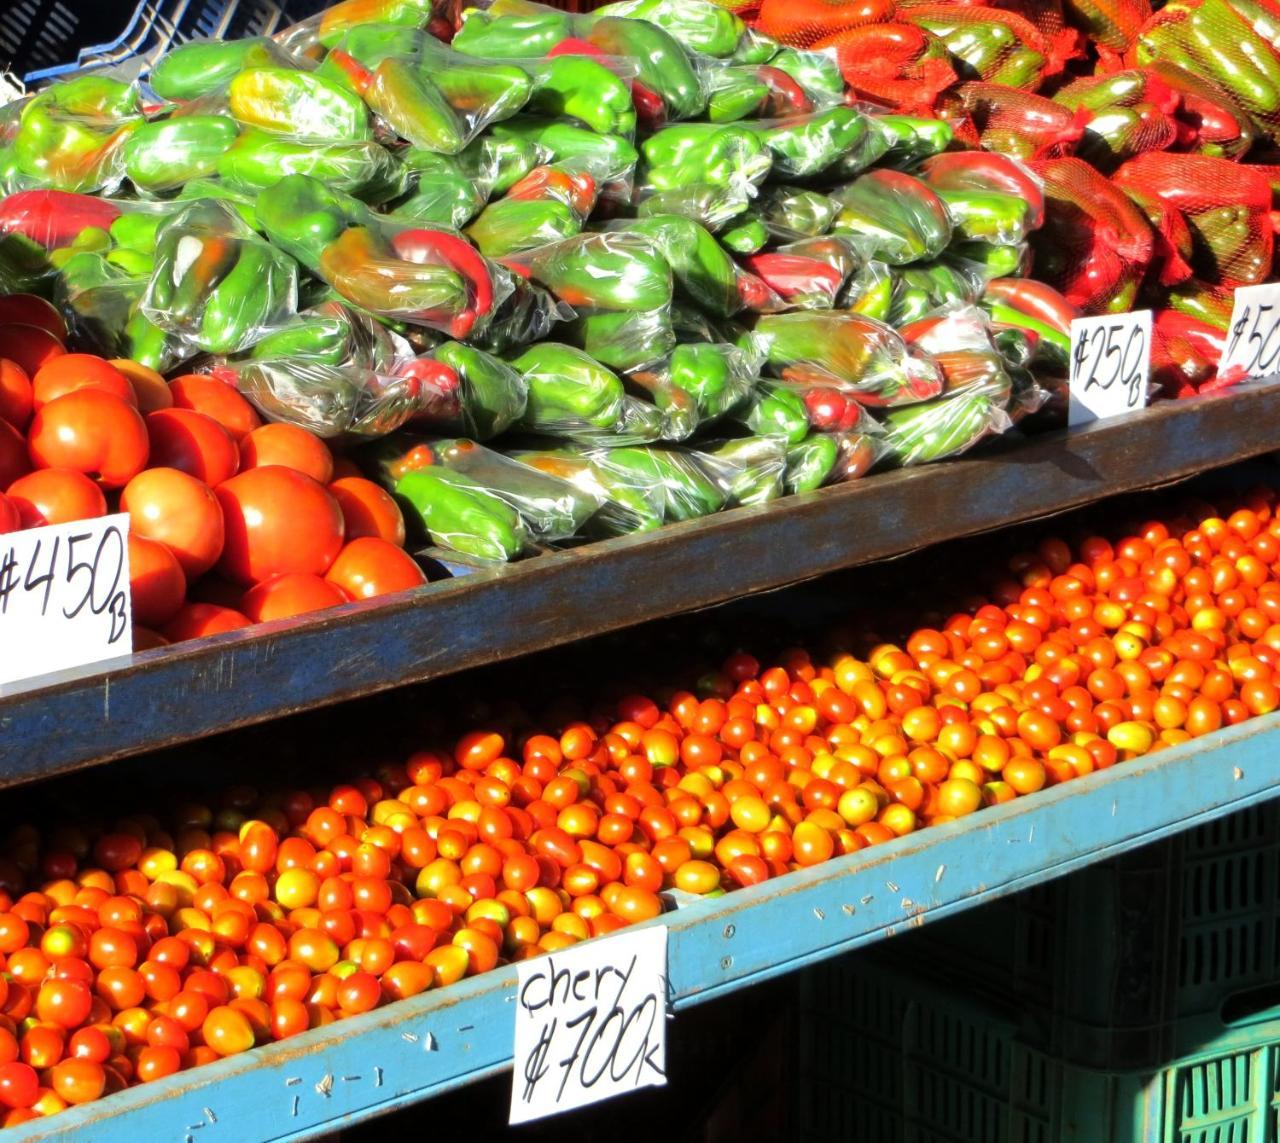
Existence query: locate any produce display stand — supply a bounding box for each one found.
[8,712,1279,1142]
[6,381,1280,789]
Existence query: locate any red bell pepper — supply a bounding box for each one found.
[0,190,122,248]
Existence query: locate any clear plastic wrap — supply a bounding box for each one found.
[507,341,664,444]
[258,174,509,340]
[217,128,406,202]
[784,429,884,493]
[502,231,672,313]
[635,181,754,231]
[697,435,788,506]
[639,122,773,200]
[737,377,884,444]
[471,268,572,355]
[586,0,748,58]
[587,443,727,526]
[747,107,879,179]
[751,311,945,408]
[509,447,657,536]
[386,433,601,559]
[276,0,439,56]
[466,159,603,256]
[628,341,759,426]
[842,260,895,323]
[740,251,848,310]
[140,199,299,357]
[150,36,305,103]
[215,66,374,142]
[832,169,954,265]
[488,115,638,203]
[122,115,242,196]
[917,150,1044,245]
[8,76,142,194]
[878,386,1013,466]
[889,260,984,324]
[567,308,677,372]
[757,185,839,240]
[390,146,503,229]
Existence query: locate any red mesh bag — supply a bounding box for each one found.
[1140,62,1256,159]
[1062,0,1152,54]
[814,24,958,113]
[1150,310,1237,398]
[1127,0,1280,148]
[1029,157,1154,314]
[938,82,1088,159]
[898,4,1072,89]
[1112,153,1276,286]
[1165,279,1237,329]
[1051,69,1179,168]
[754,0,894,46]
[897,0,1084,66]
[1119,184,1195,286]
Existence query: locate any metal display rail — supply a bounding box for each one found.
[10,714,1279,1142]
[3,382,1280,788]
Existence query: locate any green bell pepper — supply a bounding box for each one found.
[621,215,743,317]
[229,68,371,141]
[833,169,954,265]
[150,37,291,102]
[587,16,705,120]
[396,466,528,562]
[123,116,240,194]
[217,128,404,201]
[785,433,841,494]
[588,0,745,58]
[527,56,636,137]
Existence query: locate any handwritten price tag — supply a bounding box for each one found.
[0,515,131,690]
[1068,310,1152,427]
[1220,283,1280,381]
[510,925,667,1125]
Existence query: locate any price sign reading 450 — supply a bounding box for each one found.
[511,924,667,1125]
[0,514,132,690]
[1068,310,1153,427]
[1220,283,1280,381]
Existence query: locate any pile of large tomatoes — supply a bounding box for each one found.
[2,484,1280,1123]
[0,296,426,648]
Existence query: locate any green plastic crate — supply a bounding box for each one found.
[792,950,1280,1143]
[891,802,1280,1070]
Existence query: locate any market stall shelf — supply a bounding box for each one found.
[7,711,1278,1142]
[4,381,1280,788]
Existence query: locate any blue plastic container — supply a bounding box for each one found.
[8,0,330,86]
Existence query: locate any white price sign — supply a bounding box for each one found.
[1219,283,1280,381]
[510,925,667,1125]
[0,514,132,690]
[1068,310,1152,426]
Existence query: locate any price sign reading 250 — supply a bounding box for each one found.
[1068,310,1153,427]
[510,925,667,1124]
[0,514,132,690]
[1220,283,1280,381]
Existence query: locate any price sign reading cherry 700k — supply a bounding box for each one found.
[0,515,132,690]
[1220,283,1280,381]
[1068,310,1152,427]
[511,924,667,1125]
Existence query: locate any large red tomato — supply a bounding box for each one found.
[325,538,427,600]
[215,467,344,584]
[240,574,346,623]
[146,409,239,487]
[239,424,333,485]
[31,356,136,410]
[128,535,187,628]
[0,493,17,534]
[0,360,32,431]
[110,360,171,414]
[120,468,224,579]
[0,324,64,378]
[27,391,149,489]
[0,420,30,489]
[4,469,107,528]
[168,376,261,442]
[328,478,406,547]
[0,296,67,342]
[162,603,251,643]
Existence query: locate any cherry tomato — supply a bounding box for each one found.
[28,390,149,489]
[121,468,224,578]
[215,467,344,584]
[325,538,427,601]
[145,409,239,487]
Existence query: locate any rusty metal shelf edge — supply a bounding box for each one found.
[11,712,1280,1143]
[3,383,1279,787]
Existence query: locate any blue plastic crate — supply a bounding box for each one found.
[891,800,1280,1072]
[793,949,1280,1143]
[12,0,330,86]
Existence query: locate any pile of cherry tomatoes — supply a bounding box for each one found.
[0,296,426,647]
[2,473,1280,1120]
